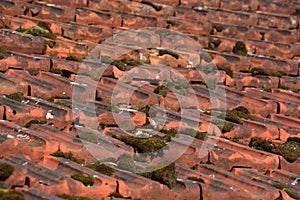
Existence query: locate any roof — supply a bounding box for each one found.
[0,0,299,199]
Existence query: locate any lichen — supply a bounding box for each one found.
[0,163,14,181]
[71,173,94,187]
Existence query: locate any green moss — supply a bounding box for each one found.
[6,92,23,102]
[45,40,56,48]
[87,161,115,176]
[217,122,234,133]
[287,137,300,143]
[249,137,274,152]
[49,68,63,75]
[250,68,267,76]
[208,38,221,50]
[187,176,204,183]
[112,60,126,71]
[139,163,177,189]
[16,24,56,40]
[154,85,168,97]
[121,58,142,67]
[66,55,84,62]
[0,47,8,54]
[182,129,207,141]
[249,137,300,163]
[0,189,25,200]
[232,41,247,56]
[225,106,256,125]
[113,135,166,154]
[270,71,286,77]
[50,150,84,165]
[71,173,94,187]
[0,163,14,181]
[161,128,178,142]
[262,84,271,92]
[158,49,179,59]
[54,101,72,108]
[57,194,92,200]
[101,56,141,70]
[117,154,137,172]
[217,65,233,78]
[138,104,157,117]
[278,85,298,93]
[24,120,47,128]
[272,182,300,199]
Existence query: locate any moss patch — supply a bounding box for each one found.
[138,104,158,117]
[249,137,300,163]
[250,68,267,76]
[278,84,298,93]
[112,135,166,154]
[139,163,177,189]
[101,56,142,71]
[116,154,137,172]
[24,120,47,128]
[208,38,221,50]
[87,161,115,176]
[270,71,286,77]
[71,173,94,187]
[154,85,168,97]
[0,47,8,54]
[0,163,14,181]
[272,182,300,199]
[217,122,234,133]
[232,41,247,56]
[50,150,84,165]
[6,92,23,102]
[0,189,25,200]
[16,22,56,40]
[217,65,233,78]
[225,106,256,125]
[66,55,84,62]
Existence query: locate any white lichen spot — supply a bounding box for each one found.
[46,111,54,119]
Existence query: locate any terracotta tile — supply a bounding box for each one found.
[0,29,45,55]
